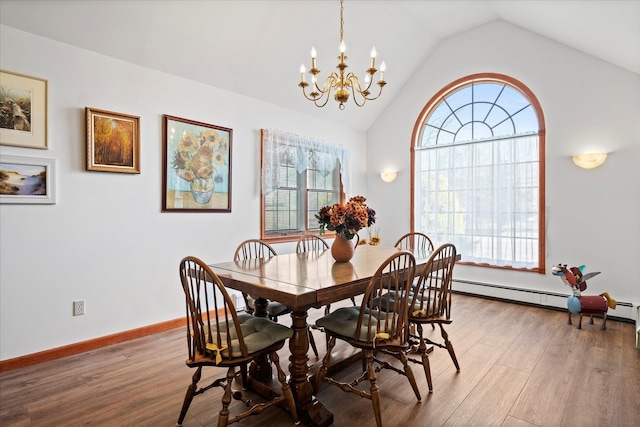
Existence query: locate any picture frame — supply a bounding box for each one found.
[0,154,56,204]
[86,107,140,173]
[0,70,48,149]
[162,115,232,212]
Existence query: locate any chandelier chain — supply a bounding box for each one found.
[340,0,344,43]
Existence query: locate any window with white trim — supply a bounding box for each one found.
[413,74,545,272]
[261,129,349,240]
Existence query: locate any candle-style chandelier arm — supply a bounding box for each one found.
[344,72,386,107]
[299,72,342,108]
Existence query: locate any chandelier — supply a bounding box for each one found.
[298,0,386,110]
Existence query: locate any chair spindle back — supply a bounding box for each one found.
[179,256,248,361]
[355,251,416,345]
[410,243,457,320]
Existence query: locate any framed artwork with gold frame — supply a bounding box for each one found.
[86,107,140,174]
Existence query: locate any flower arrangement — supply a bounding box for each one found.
[316,196,376,240]
[171,129,228,193]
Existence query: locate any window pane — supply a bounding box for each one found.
[512,106,537,133]
[445,85,471,112]
[427,102,454,130]
[474,101,493,123]
[497,86,529,115]
[454,104,472,127]
[474,83,504,103]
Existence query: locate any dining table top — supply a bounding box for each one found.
[210,244,433,310]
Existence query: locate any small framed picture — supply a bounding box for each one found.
[0,154,56,204]
[0,70,48,149]
[86,107,140,173]
[162,115,232,212]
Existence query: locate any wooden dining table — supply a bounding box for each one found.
[210,244,438,427]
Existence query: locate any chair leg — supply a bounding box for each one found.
[240,362,248,390]
[308,327,319,358]
[417,324,433,393]
[439,324,460,372]
[271,351,299,424]
[364,350,383,427]
[217,367,236,427]
[314,335,336,394]
[177,366,202,426]
[399,349,421,401]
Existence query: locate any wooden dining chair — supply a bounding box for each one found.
[395,232,435,292]
[407,243,459,393]
[313,251,421,427]
[233,239,288,319]
[177,256,298,427]
[295,233,330,253]
[394,231,435,253]
[235,238,318,358]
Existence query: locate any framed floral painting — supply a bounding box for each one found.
[0,70,48,149]
[0,154,56,204]
[162,115,232,212]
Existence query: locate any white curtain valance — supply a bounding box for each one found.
[261,128,350,195]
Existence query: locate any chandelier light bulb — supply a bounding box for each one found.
[380,61,386,72]
[371,47,377,58]
[340,40,346,53]
[311,47,316,58]
[300,64,305,73]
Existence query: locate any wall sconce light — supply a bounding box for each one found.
[572,153,607,169]
[380,171,397,183]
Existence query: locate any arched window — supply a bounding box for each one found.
[411,73,545,273]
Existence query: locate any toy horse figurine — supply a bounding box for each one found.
[551,264,616,330]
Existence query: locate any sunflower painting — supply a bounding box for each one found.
[162,115,232,212]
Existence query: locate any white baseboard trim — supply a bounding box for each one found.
[452,279,636,322]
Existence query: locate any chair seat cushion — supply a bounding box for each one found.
[316,307,397,342]
[267,301,291,317]
[209,314,293,358]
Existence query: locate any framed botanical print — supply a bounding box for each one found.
[162,115,232,212]
[86,107,140,173]
[0,70,48,149]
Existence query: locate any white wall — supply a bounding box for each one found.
[3,19,639,361]
[0,26,367,360]
[366,20,640,316]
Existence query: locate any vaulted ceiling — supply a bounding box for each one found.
[1,0,638,131]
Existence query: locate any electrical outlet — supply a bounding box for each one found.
[73,300,85,316]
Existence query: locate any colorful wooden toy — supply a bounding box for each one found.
[551,263,616,330]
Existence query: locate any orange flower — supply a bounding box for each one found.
[315,196,376,240]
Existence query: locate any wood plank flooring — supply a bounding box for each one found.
[1,294,638,427]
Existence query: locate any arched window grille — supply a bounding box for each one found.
[412,73,546,272]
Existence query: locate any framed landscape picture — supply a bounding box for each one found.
[0,70,48,149]
[0,155,56,204]
[162,115,232,212]
[86,107,140,173]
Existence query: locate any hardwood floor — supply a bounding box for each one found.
[1,294,638,426]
